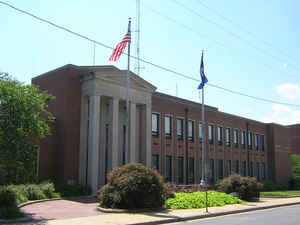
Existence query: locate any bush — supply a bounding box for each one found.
[0,186,17,207]
[261,180,290,191]
[165,191,242,209]
[98,163,166,209]
[217,174,263,201]
[0,206,23,219]
[54,183,91,197]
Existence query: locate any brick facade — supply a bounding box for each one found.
[32,64,293,185]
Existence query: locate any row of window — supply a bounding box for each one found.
[152,155,266,183]
[152,113,265,150]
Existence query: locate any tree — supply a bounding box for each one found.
[0,75,55,184]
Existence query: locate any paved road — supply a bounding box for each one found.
[168,205,300,225]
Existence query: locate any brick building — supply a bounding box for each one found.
[288,124,300,155]
[32,64,292,194]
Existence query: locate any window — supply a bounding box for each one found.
[262,162,266,180]
[152,155,159,171]
[250,162,254,177]
[217,126,223,145]
[188,120,194,141]
[199,123,203,141]
[152,113,159,136]
[188,157,195,184]
[227,160,232,176]
[226,128,231,146]
[177,119,183,139]
[261,135,265,151]
[165,116,172,138]
[256,162,260,181]
[242,131,246,148]
[235,160,240,174]
[165,156,172,182]
[234,130,239,147]
[248,132,253,149]
[208,125,214,144]
[255,134,259,150]
[218,160,224,180]
[178,157,184,184]
[210,159,215,181]
[243,161,247,176]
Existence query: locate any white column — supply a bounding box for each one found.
[111,98,119,168]
[79,96,89,184]
[146,104,152,167]
[130,102,137,162]
[88,95,101,194]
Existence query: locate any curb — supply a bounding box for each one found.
[97,207,164,213]
[128,201,300,225]
[18,197,62,208]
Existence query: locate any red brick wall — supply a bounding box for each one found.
[289,124,300,155]
[32,65,82,183]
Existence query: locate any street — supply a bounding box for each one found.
[168,205,300,225]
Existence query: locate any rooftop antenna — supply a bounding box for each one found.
[135,0,141,75]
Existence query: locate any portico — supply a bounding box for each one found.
[78,67,156,194]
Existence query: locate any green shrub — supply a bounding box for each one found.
[39,181,56,198]
[261,180,290,191]
[217,174,263,201]
[0,186,17,207]
[98,163,166,209]
[165,191,242,209]
[0,206,23,219]
[54,183,91,197]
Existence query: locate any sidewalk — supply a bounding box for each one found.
[18,197,300,225]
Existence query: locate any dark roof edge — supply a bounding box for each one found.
[153,92,218,112]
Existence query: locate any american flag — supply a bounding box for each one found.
[198,52,208,89]
[109,32,131,62]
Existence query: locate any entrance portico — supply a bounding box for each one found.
[78,66,156,194]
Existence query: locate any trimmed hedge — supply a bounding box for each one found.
[98,163,166,209]
[217,174,263,201]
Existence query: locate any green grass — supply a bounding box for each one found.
[261,190,300,197]
[165,191,242,209]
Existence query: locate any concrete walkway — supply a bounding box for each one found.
[18,197,300,225]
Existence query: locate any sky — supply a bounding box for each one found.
[1,0,300,125]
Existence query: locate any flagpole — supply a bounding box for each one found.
[199,50,208,213]
[125,18,131,164]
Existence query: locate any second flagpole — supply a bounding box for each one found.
[125,18,131,164]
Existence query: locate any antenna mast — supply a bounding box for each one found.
[135,0,141,76]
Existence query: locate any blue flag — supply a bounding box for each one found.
[197,52,208,89]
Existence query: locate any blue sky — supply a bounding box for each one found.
[1,0,300,125]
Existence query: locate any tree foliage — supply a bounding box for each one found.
[0,75,55,184]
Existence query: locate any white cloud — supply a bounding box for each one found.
[281,63,288,69]
[262,104,300,125]
[276,83,300,100]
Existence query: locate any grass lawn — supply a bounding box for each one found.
[260,190,300,197]
[165,191,242,209]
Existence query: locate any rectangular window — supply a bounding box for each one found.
[255,134,259,150]
[152,113,159,136]
[188,120,194,141]
[235,160,240,174]
[165,156,172,182]
[226,128,231,146]
[261,135,265,151]
[210,159,215,182]
[199,123,203,141]
[178,157,184,184]
[256,162,260,181]
[248,132,253,149]
[218,159,224,180]
[262,162,266,180]
[242,131,246,148]
[234,130,239,147]
[217,126,223,145]
[208,125,214,144]
[177,119,183,139]
[152,155,159,171]
[227,160,232,176]
[250,162,254,177]
[165,116,172,138]
[243,161,247,176]
[188,157,195,184]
